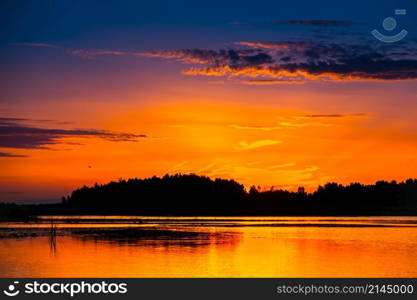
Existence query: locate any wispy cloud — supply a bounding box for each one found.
[242,79,304,85]
[235,139,281,151]
[15,38,417,83]
[0,152,28,158]
[0,118,147,154]
[234,41,295,50]
[301,113,366,118]
[12,42,58,48]
[266,162,297,170]
[0,117,71,125]
[230,112,361,132]
[13,43,129,59]
[136,49,273,66]
[279,121,332,128]
[67,49,128,59]
[230,124,282,131]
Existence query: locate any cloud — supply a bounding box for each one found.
[142,40,417,83]
[242,79,304,85]
[235,139,281,151]
[15,38,417,83]
[279,121,332,128]
[0,117,70,125]
[234,42,295,50]
[0,152,28,158]
[0,118,146,151]
[13,43,129,59]
[301,113,366,118]
[12,42,58,48]
[231,113,347,131]
[266,163,296,170]
[136,49,219,64]
[273,20,355,27]
[230,124,282,131]
[279,122,305,128]
[68,49,127,59]
[137,49,273,66]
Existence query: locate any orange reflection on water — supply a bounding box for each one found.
[1,218,417,277]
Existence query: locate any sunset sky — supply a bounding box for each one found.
[1,0,417,202]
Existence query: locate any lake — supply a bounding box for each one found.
[1,216,417,277]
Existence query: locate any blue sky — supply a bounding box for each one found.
[1,0,416,47]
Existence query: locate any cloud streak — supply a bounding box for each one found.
[13,42,129,59]
[67,49,128,59]
[136,49,274,66]
[236,139,281,151]
[15,38,417,83]
[0,152,28,158]
[0,118,147,152]
[12,42,58,48]
[230,124,282,131]
[141,40,417,83]
[242,79,304,85]
[301,113,366,118]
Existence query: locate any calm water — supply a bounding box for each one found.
[1,216,417,277]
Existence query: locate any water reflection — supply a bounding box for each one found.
[1,217,417,277]
[48,219,57,256]
[72,227,241,248]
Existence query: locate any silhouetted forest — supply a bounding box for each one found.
[59,174,417,216]
[2,174,417,218]
[63,174,246,215]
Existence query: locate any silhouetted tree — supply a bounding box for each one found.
[52,175,417,216]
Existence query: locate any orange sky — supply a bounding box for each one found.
[1,0,417,202]
[2,79,417,202]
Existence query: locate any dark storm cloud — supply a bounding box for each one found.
[0,118,147,150]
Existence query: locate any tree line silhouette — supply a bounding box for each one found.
[2,174,417,219]
[57,174,417,216]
